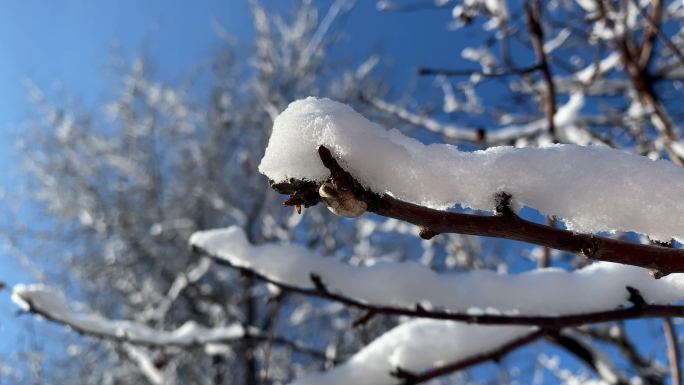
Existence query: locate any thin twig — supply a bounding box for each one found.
[417,64,541,78]
[615,17,684,167]
[582,324,666,385]
[629,0,684,70]
[637,0,662,71]
[525,0,557,135]
[395,329,545,385]
[547,330,629,385]
[663,318,681,385]
[261,298,283,385]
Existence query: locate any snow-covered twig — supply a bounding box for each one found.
[122,343,173,385]
[314,145,684,276]
[143,257,212,322]
[11,284,333,361]
[394,329,545,385]
[260,98,684,274]
[190,226,684,328]
[12,284,245,348]
[289,319,536,385]
[546,330,628,385]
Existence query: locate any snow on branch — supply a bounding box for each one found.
[190,227,684,326]
[12,284,245,347]
[259,98,684,244]
[288,319,538,385]
[12,283,335,361]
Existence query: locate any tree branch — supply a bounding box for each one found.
[615,6,684,168]
[630,0,684,70]
[637,0,663,71]
[582,323,666,385]
[298,145,684,277]
[192,247,684,328]
[417,64,541,78]
[524,0,556,136]
[394,329,546,385]
[17,292,333,362]
[663,318,681,385]
[546,330,629,385]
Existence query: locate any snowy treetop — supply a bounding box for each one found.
[259,97,684,242]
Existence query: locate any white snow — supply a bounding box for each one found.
[289,319,534,385]
[259,97,684,242]
[461,47,497,70]
[190,227,684,315]
[12,284,244,347]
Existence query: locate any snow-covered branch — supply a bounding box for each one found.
[390,328,545,385]
[289,319,537,385]
[259,97,684,275]
[12,284,244,347]
[190,226,684,327]
[11,284,331,361]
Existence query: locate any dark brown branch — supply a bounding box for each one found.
[546,331,629,385]
[314,145,684,276]
[524,0,556,135]
[352,309,376,328]
[582,323,666,385]
[663,318,681,385]
[376,187,684,276]
[417,64,542,78]
[394,329,546,385]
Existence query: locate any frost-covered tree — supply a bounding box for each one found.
[9,0,684,384]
